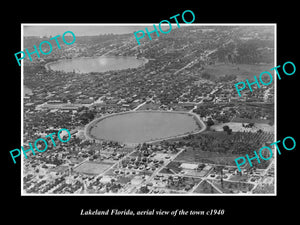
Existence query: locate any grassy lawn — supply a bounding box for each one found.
[74,162,113,175]
[174,149,239,166]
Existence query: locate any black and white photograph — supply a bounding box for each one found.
[21,24,276,195]
[4,5,298,223]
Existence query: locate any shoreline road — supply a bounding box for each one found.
[84,110,207,144]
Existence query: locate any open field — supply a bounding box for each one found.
[174,149,239,166]
[74,162,113,175]
[203,63,274,81]
[210,122,274,133]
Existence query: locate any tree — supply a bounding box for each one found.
[257,129,263,134]
[227,129,232,135]
[88,149,95,155]
[223,125,230,132]
[207,118,214,127]
[223,125,232,135]
[248,122,255,128]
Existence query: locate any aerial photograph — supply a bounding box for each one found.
[22,24,275,195]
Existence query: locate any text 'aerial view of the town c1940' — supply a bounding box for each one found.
[22,24,275,195]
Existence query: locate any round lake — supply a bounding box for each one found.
[46,56,147,73]
[87,111,202,144]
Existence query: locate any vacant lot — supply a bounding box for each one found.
[74,162,113,175]
[211,122,274,133]
[175,149,239,166]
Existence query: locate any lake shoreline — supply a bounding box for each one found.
[85,110,206,145]
[45,55,148,74]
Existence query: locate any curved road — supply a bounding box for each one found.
[84,110,207,145]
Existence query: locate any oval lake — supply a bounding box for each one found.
[46,56,147,73]
[88,111,202,144]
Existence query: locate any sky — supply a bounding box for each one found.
[23,25,147,37]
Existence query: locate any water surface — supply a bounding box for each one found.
[89,111,201,144]
[46,56,146,73]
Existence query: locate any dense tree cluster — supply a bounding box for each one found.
[179,131,273,155]
[193,102,235,123]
